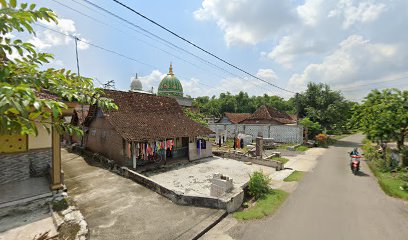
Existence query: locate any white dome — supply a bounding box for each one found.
[130,75,143,91]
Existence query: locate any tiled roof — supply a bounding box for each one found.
[91,90,213,141]
[35,90,60,100]
[223,113,252,124]
[242,105,295,124]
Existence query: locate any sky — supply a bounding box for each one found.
[21,0,408,101]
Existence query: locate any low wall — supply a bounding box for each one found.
[125,168,243,212]
[0,149,51,185]
[71,147,243,212]
[221,152,284,170]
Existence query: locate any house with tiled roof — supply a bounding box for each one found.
[209,105,302,143]
[217,113,252,124]
[83,90,213,168]
[240,105,296,125]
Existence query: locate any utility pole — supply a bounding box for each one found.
[295,93,300,125]
[74,36,80,76]
[74,36,84,147]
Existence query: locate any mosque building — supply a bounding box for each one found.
[130,63,192,107]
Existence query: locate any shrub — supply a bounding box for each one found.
[315,133,328,147]
[248,171,271,199]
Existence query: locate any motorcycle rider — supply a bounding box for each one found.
[349,147,360,170]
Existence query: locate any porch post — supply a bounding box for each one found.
[132,142,137,169]
[164,139,167,164]
[51,124,63,190]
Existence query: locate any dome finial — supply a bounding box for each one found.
[168,62,174,75]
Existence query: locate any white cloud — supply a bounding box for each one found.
[288,35,404,94]
[138,70,166,91]
[194,0,297,46]
[256,69,278,81]
[297,0,326,26]
[328,0,387,29]
[29,18,89,50]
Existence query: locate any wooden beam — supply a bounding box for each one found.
[50,124,63,190]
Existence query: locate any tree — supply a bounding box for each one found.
[298,82,353,132]
[353,89,408,150]
[299,117,321,140]
[183,108,208,126]
[0,0,117,136]
[192,91,296,117]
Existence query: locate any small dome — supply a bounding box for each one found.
[158,64,183,97]
[130,74,143,91]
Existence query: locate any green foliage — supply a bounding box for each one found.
[193,91,295,117]
[315,133,328,147]
[52,198,69,211]
[233,189,288,220]
[295,145,309,151]
[248,170,271,199]
[0,0,117,136]
[367,161,408,200]
[353,89,408,150]
[183,108,207,126]
[267,156,289,164]
[299,117,322,139]
[297,83,356,133]
[283,170,305,182]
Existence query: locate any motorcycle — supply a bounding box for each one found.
[350,155,361,175]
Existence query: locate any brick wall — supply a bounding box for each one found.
[85,117,127,165]
[0,149,51,185]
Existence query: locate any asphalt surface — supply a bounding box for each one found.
[239,134,408,240]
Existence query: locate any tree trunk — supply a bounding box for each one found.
[397,131,405,151]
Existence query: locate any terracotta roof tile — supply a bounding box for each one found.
[98,90,213,141]
[242,105,295,124]
[223,112,252,124]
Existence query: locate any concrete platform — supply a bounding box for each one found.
[62,149,226,240]
[0,177,51,208]
[147,157,276,198]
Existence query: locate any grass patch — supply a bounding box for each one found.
[267,156,289,164]
[295,145,309,152]
[233,189,289,220]
[275,143,292,150]
[284,171,305,182]
[52,198,69,212]
[367,162,408,200]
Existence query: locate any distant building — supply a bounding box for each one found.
[157,63,193,107]
[209,105,302,143]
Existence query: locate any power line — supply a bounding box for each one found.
[33,23,228,93]
[80,0,288,95]
[111,0,296,94]
[337,75,408,92]
[54,0,232,82]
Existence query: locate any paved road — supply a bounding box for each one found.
[239,134,408,240]
[61,149,224,240]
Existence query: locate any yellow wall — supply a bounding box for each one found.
[29,123,52,149]
[0,135,28,153]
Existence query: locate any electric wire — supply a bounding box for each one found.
[111,0,296,94]
[79,0,283,95]
[53,0,232,82]
[33,23,224,92]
